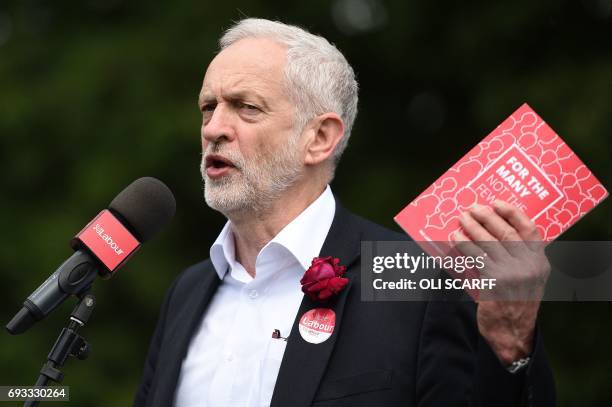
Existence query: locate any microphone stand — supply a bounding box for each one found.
[24,293,96,407]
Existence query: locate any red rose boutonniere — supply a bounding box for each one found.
[300,256,349,302]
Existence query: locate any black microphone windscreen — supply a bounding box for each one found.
[108,177,176,242]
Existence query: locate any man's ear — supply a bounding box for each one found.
[303,113,345,166]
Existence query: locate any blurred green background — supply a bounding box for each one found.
[1,0,611,406]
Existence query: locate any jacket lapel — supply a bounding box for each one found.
[154,262,221,406]
[270,201,362,407]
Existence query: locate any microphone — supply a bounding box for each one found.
[6,177,176,335]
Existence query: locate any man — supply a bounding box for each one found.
[135,18,555,406]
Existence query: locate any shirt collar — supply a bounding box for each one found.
[209,185,336,280]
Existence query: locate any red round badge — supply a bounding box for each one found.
[298,308,336,344]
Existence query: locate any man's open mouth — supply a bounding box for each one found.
[206,155,236,169]
[205,154,237,178]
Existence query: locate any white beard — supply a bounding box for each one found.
[201,135,303,217]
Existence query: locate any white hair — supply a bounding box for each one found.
[219,18,359,166]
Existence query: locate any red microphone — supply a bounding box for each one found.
[6,177,176,335]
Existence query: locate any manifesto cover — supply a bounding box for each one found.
[395,103,608,246]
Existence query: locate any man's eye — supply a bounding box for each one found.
[239,102,261,113]
[201,104,216,113]
[201,104,216,122]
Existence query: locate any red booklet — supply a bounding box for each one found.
[394,103,608,247]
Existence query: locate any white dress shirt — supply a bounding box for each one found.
[174,185,336,407]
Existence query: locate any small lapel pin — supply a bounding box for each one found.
[272,329,288,341]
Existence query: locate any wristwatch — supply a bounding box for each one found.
[506,356,530,374]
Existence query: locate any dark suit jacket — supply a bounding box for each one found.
[134,202,556,406]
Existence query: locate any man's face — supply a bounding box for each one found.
[199,37,303,216]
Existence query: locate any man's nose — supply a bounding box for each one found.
[202,103,236,144]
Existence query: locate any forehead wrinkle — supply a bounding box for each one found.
[199,38,292,112]
[201,71,285,109]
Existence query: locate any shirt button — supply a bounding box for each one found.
[248,289,259,299]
